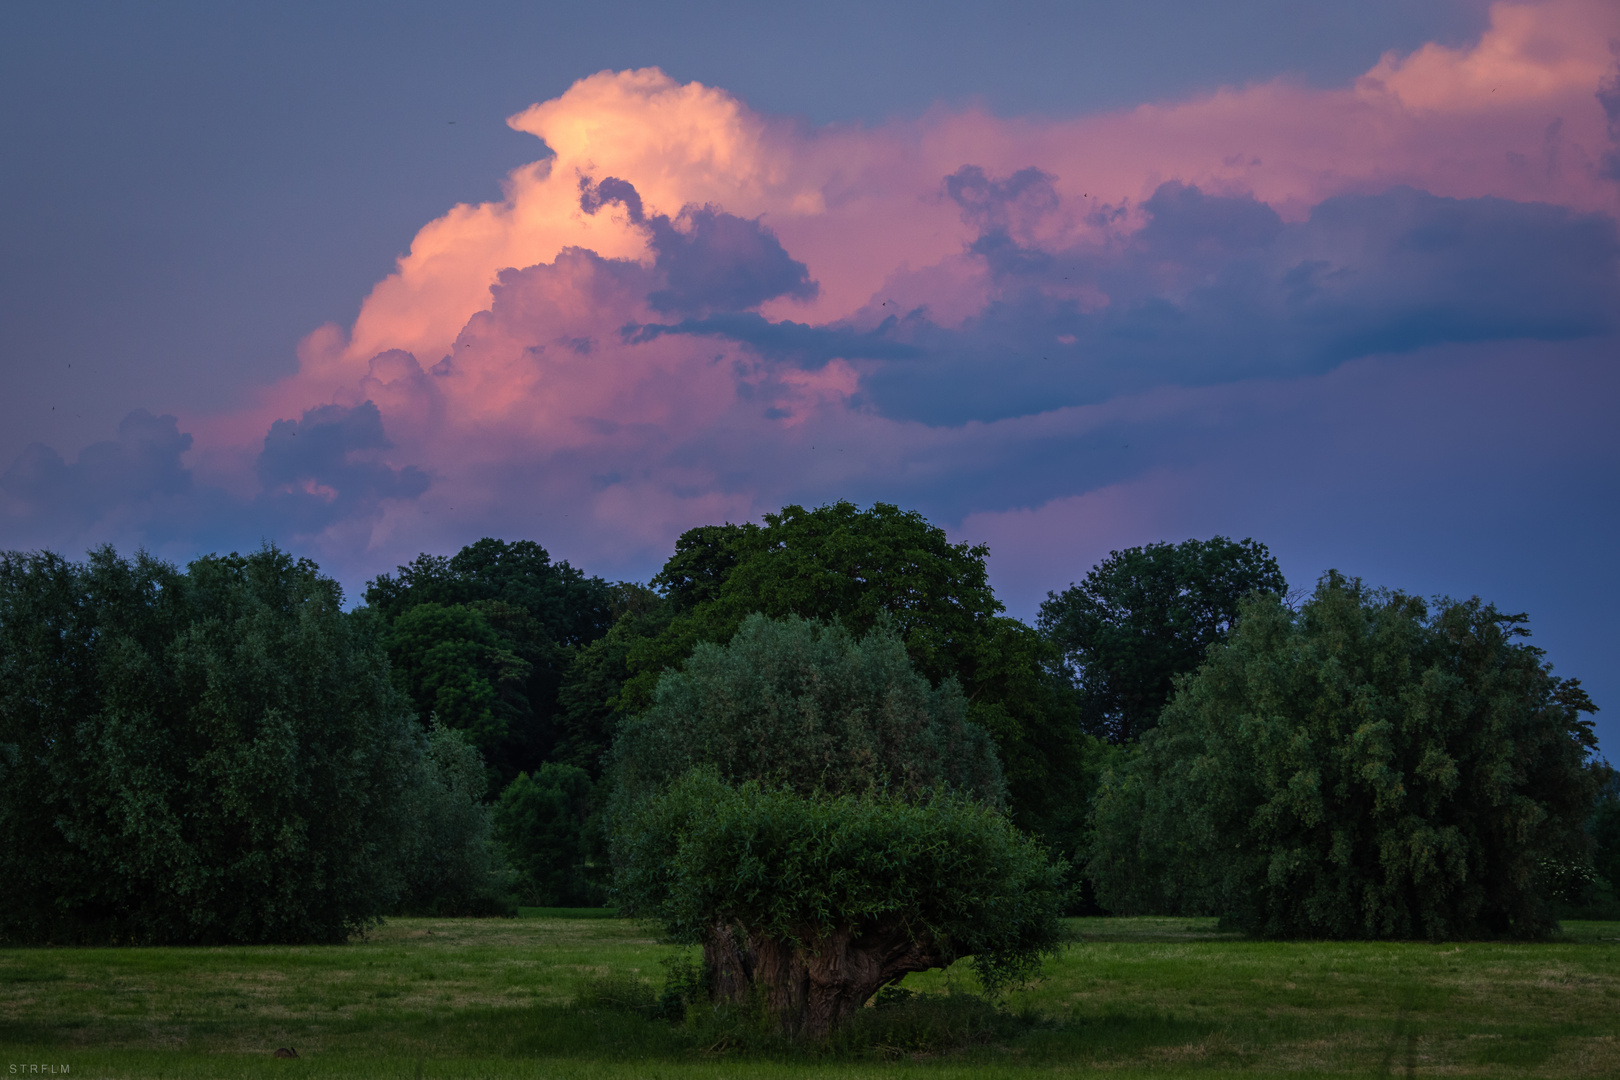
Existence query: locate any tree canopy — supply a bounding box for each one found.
[621,502,1003,707]
[610,613,1005,815]
[0,546,427,944]
[1039,536,1285,743]
[593,502,1088,852]
[493,761,603,906]
[1089,572,1599,939]
[366,538,615,787]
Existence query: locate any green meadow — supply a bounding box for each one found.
[3,915,1618,1078]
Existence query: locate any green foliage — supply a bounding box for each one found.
[615,770,1067,996]
[0,545,420,944]
[552,583,672,780]
[365,537,613,646]
[386,602,527,767]
[609,614,1062,1035]
[393,722,515,917]
[956,615,1096,863]
[573,949,709,1023]
[598,502,1088,852]
[1593,768,1620,895]
[610,613,1006,814]
[656,948,711,1021]
[627,502,1003,709]
[1089,572,1600,939]
[365,538,616,787]
[1558,764,1620,918]
[493,762,605,906]
[1039,536,1286,743]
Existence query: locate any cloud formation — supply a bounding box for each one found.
[1,410,195,539]
[6,0,1618,608]
[257,402,430,532]
[580,175,818,315]
[852,178,1620,424]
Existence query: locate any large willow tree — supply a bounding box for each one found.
[609,614,1064,1037]
[1090,572,1600,939]
[0,545,490,944]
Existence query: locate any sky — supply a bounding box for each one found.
[3,0,1618,753]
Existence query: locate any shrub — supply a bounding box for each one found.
[615,769,1066,1038]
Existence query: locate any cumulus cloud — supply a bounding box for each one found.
[5,0,1619,597]
[580,175,818,315]
[257,401,429,532]
[1,410,194,536]
[851,177,1620,424]
[234,0,1611,428]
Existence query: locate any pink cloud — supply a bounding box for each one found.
[235,0,1617,411]
[149,0,1620,576]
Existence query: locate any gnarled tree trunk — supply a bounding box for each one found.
[703,917,951,1039]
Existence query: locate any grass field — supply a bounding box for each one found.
[3,915,1618,1078]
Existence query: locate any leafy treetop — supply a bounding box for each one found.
[1038,535,1285,743]
[364,538,617,787]
[609,613,1006,817]
[366,537,613,647]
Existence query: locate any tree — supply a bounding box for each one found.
[616,771,1065,1039]
[603,502,1087,852]
[393,721,515,916]
[1039,536,1286,743]
[493,761,604,906]
[0,545,422,944]
[386,602,532,777]
[1089,572,1599,939]
[629,502,1002,702]
[365,538,616,787]
[551,583,672,780]
[610,613,1005,814]
[1561,763,1620,917]
[609,613,1064,1036]
[366,537,614,646]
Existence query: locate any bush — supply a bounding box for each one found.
[1090,572,1599,939]
[0,546,421,944]
[615,769,1066,1037]
[1556,765,1620,919]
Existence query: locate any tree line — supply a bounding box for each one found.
[2,502,1614,1025]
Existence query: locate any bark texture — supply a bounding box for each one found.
[703,918,951,1039]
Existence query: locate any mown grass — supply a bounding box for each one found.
[2,915,1617,1077]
